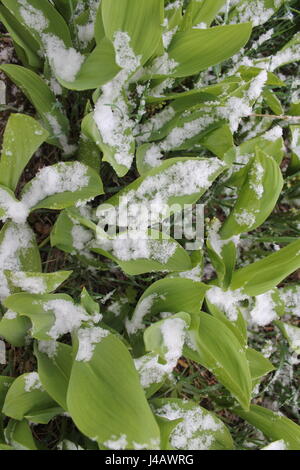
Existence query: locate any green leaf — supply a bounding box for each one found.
[0,376,14,411]
[20,161,104,211]
[35,341,73,410]
[0,65,71,151]
[58,37,120,91]
[246,348,275,386]
[2,0,72,48]
[164,23,252,77]
[5,419,37,450]
[91,230,192,276]
[101,0,163,65]
[184,312,252,410]
[263,88,284,115]
[184,0,227,28]
[230,239,300,296]
[289,125,300,173]
[220,148,283,238]
[3,372,57,421]
[0,221,42,299]
[0,114,48,191]
[276,321,300,354]
[126,278,209,335]
[152,398,234,450]
[233,405,300,450]
[4,270,72,295]
[3,293,86,341]
[67,332,160,449]
[0,314,31,347]
[0,4,41,69]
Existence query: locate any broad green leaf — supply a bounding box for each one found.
[152,398,234,450]
[97,157,227,227]
[289,125,300,172]
[0,221,42,299]
[3,372,57,421]
[3,293,88,341]
[5,419,37,450]
[230,239,300,296]
[81,112,132,178]
[184,312,252,410]
[276,321,300,354]
[0,4,41,69]
[144,312,191,359]
[20,162,103,211]
[220,148,283,238]
[246,348,275,386]
[4,270,72,295]
[25,406,64,424]
[101,0,163,65]
[0,65,71,151]
[35,342,73,410]
[58,37,120,90]
[127,278,209,336]
[0,314,31,347]
[0,376,14,410]
[0,114,48,191]
[184,0,227,28]
[233,405,300,450]
[226,128,284,187]
[67,333,160,449]
[263,89,284,115]
[161,23,252,78]
[91,229,192,276]
[2,0,72,47]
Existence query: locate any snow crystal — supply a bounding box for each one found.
[163,27,178,49]
[0,340,5,365]
[136,106,176,144]
[231,1,275,27]
[98,158,225,232]
[217,97,252,133]
[0,80,6,105]
[42,34,85,82]
[0,187,29,223]
[0,223,34,300]
[126,294,157,335]
[71,225,93,252]
[150,78,175,98]
[45,113,76,155]
[76,327,110,362]
[262,440,287,450]
[104,435,128,450]
[179,265,202,282]
[9,272,46,294]
[247,70,268,101]
[235,209,256,227]
[94,32,141,169]
[283,324,300,352]
[160,115,215,151]
[206,286,249,322]
[263,125,283,142]
[144,145,164,168]
[291,127,300,159]
[21,162,89,209]
[250,291,278,326]
[135,317,187,388]
[249,161,264,199]
[3,310,17,320]
[155,402,221,450]
[38,340,58,358]
[19,0,49,33]
[42,299,91,340]
[24,372,43,392]
[208,219,240,256]
[147,52,179,76]
[280,285,300,317]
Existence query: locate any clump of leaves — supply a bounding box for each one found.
[0,0,300,451]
